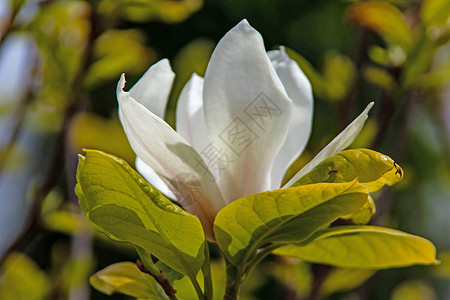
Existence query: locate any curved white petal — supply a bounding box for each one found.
[117,74,226,239]
[128,59,178,207]
[135,157,176,199]
[268,47,314,189]
[283,102,374,188]
[176,74,210,153]
[129,59,174,119]
[202,20,293,203]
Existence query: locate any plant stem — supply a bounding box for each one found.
[224,260,243,300]
[189,274,205,300]
[244,244,279,276]
[202,242,214,300]
[136,260,178,299]
[223,244,280,300]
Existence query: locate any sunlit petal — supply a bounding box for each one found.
[128,59,177,203]
[129,59,174,119]
[176,74,210,153]
[283,102,374,188]
[117,74,226,238]
[135,157,176,199]
[203,20,293,203]
[268,47,314,189]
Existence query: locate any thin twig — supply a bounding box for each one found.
[137,260,178,299]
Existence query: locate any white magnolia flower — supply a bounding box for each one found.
[117,20,372,239]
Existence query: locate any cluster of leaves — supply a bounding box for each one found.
[73,148,437,299]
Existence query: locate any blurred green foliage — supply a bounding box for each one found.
[0,0,449,299]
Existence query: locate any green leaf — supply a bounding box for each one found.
[420,0,450,27]
[275,225,438,268]
[214,180,368,266]
[363,66,397,93]
[99,0,203,24]
[270,260,312,297]
[0,252,50,300]
[60,256,94,293]
[292,149,403,192]
[0,144,29,173]
[347,1,413,51]
[391,279,437,300]
[321,268,376,297]
[134,245,184,284]
[83,29,156,89]
[432,250,450,278]
[76,150,206,278]
[90,262,168,299]
[68,112,136,166]
[42,210,90,235]
[156,261,185,284]
[341,195,376,225]
[322,51,356,103]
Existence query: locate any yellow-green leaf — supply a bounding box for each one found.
[322,51,356,103]
[214,180,368,266]
[68,112,136,166]
[99,0,203,24]
[83,29,156,89]
[269,259,312,297]
[432,250,450,278]
[340,195,376,224]
[321,268,376,297]
[90,262,167,299]
[275,226,438,268]
[292,149,403,192]
[420,0,450,27]
[43,210,90,235]
[363,65,397,93]
[0,252,50,300]
[390,279,437,300]
[76,150,206,277]
[347,1,413,51]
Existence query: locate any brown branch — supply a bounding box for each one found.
[136,259,177,298]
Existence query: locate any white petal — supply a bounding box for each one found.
[117,74,226,239]
[268,47,314,189]
[283,102,374,188]
[129,59,175,203]
[202,20,293,203]
[135,157,176,199]
[129,59,174,118]
[176,74,210,153]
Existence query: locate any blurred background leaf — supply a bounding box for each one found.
[0,252,50,300]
